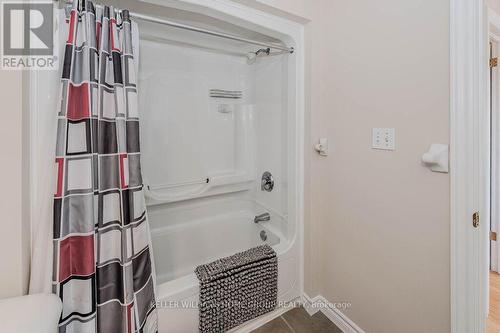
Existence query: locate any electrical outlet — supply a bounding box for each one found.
[372,128,395,150]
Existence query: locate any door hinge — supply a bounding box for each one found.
[491,231,497,241]
[473,212,480,228]
[491,57,498,68]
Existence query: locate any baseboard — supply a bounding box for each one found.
[232,301,296,333]
[302,293,365,333]
[301,293,322,316]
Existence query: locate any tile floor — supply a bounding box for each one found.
[251,307,342,333]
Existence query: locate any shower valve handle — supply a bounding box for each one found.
[261,172,274,192]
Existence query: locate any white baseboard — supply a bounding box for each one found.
[232,303,294,333]
[302,293,365,333]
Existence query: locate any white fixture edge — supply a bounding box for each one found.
[302,293,366,333]
[450,0,489,332]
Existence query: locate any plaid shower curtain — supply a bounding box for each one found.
[52,1,158,332]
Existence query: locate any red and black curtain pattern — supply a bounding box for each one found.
[53,1,158,332]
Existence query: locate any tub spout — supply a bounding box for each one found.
[254,213,271,223]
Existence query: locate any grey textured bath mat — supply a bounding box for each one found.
[195,244,278,333]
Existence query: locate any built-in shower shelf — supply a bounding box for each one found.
[145,172,254,206]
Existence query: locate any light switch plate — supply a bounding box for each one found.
[372,128,395,150]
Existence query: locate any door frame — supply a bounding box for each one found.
[491,10,500,274]
[450,0,489,332]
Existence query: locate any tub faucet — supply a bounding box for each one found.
[254,213,271,223]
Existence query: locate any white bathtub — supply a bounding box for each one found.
[152,213,280,284]
[148,198,300,333]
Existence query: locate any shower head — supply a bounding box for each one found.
[246,52,257,65]
[246,48,273,65]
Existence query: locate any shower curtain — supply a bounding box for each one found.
[52,1,158,332]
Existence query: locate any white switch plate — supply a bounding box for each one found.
[372,128,395,150]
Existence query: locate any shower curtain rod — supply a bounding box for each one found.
[55,0,295,53]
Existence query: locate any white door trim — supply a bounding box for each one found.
[491,10,500,275]
[450,0,489,332]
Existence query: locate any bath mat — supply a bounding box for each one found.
[195,244,278,333]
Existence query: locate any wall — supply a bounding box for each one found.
[0,67,29,297]
[239,1,451,332]
[0,0,31,300]
[489,0,500,16]
[314,1,450,332]
[490,0,500,36]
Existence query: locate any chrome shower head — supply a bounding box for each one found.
[246,48,271,65]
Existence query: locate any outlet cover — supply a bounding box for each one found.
[372,128,395,150]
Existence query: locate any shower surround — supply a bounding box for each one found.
[137,1,304,330]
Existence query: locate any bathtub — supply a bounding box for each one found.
[148,198,300,333]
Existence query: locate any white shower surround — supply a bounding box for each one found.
[140,0,305,331]
[27,0,305,331]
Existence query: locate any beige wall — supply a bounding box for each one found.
[0,0,30,298]
[489,0,500,16]
[313,1,450,331]
[242,1,451,332]
[489,0,500,36]
[0,69,29,298]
